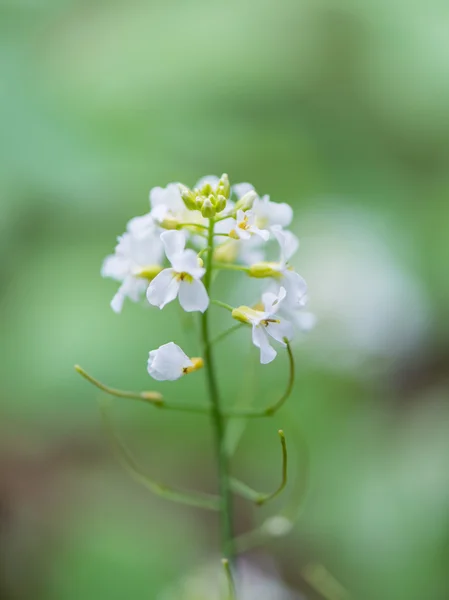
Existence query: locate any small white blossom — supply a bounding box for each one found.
[233,287,294,364]
[253,194,293,230]
[101,227,164,314]
[147,230,209,312]
[271,226,307,305]
[230,209,270,241]
[233,185,293,231]
[148,342,202,381]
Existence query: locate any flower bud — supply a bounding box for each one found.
[179,184,197,210]
[248,261,281,278]
[217,173,230,199]
[215,194,227,213]
[135,265,163,281]
[201,197,216,218]
[200,182,213,197]
[235,190,257,212]
[232,305,261,324]
[213,240,239,263]
[159,215,179,230]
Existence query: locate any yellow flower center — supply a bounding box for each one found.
[175,272,194,283]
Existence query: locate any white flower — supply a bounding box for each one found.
[253,194,293,230]
[233,184,293,231]
[233,287,294,364]
[147,230,209,312]
[147,342,203,381]
[270,225,307,305]
[229,209,270,241]
[101,228,164,314]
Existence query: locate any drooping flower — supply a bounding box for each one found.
[101,228,164,314]
[232,287,294,364]
[147,230,209,312]
[148,342,204,381]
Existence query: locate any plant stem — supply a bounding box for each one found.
[202,217,236,563]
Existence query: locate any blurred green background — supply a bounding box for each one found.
[1,0,449,598]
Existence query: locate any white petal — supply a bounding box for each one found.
[111,291,125,314]
[110,276,146,313]
[147,342,192,381]
[266,320,294,344]
[149,186,166,208]
[233,182,254,199]
[252,325,277,364]
[146,268,180,309]
[101,254,130,281]
[262,286,287,314]
[282,270,308,304]
[171,249,205,279]
[161,230,186,262]
[267,201,293,227]
[127,213,155,237]
[178,279,209,312]
[251,226,270,241]
[272,226,299,262]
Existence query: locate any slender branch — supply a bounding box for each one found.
[209,323,244,347]
[222,558,237,600]
[177,222,209,230]
[75,365,210,414]
[99,402,220,511]
[230,430,288,505]
[213,262,250,273]
[211,299,234,312]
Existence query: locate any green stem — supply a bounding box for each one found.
[211,299,234,312]
[213,262,250,273]
[202,218,236,562]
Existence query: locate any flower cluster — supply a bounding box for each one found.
[102,174,314,376]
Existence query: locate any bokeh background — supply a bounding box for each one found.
[1,1,449,598]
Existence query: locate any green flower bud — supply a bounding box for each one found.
[215,194,227,213]
[200,182,213,197]
[235,190,257,212]
[179,184,197,211]
[248,261,281,278]
[217,173,230,199]
[201,197,216,218]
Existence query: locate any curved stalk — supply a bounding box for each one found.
[222,341,295,418]
[230,430,288,505]
[100,402,220,510]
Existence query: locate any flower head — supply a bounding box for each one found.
[229,209,270,241]
[147,230,209,312]
[232,287,293,364]
[101,227,163,313]
[148,342,203,381]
